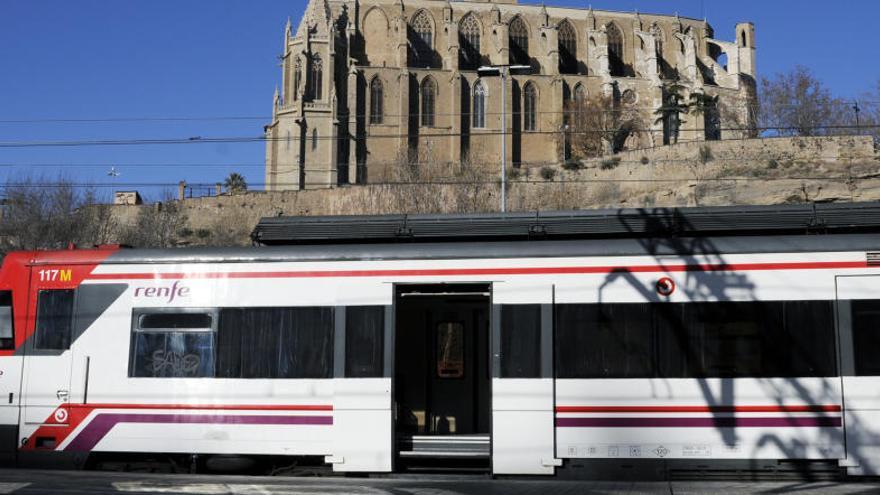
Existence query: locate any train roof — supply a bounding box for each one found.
[11,203,880,267]
[252,202,880,246]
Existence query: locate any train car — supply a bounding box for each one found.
[3,204,880,478]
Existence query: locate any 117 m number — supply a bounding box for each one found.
[38,269,72,282]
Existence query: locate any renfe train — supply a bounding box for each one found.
[4,204,880,478]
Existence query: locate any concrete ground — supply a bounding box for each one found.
[1,470,880,495]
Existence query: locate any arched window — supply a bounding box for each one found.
[420,77,436,127]
[369,77,384,125]
[607,23,624,76]
[509,17,529,66]
[410,10,434,67]
[293,58,302,101]
[473,80,486,128]
[574,84,587,103]
[558,20,577,74]
[459,14,481,70]
[572,84,587,127]
[741,31,747,47]
[309,54,323,100]
[523,82,537,132]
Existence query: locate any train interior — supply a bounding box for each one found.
[394,284,492,469]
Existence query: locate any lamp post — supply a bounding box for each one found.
[477,64,531,213]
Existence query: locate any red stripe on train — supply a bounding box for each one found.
[87,260,872,281]
[556,405,842,413]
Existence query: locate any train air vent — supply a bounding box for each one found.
[867,252,880,266]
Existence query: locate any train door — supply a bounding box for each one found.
[491,283,557,475]
[836,275,880,475]
[0,290,21,462]
[394,284,491,468]
[20,269,78,447]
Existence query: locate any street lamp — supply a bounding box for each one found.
[477,64,532,213]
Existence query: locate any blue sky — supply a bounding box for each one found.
[1,0,877,199]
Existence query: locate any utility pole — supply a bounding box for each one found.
[853,100,861,134]
[478,64,532,213]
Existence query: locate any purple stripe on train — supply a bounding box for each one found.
[65,413,333,451]
[556,417,842,428]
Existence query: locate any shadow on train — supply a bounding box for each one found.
[587,208,879,480]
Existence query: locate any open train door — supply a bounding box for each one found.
[491,283,559,475]
[836,275,880,476]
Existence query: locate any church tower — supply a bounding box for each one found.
[266,0,349,190]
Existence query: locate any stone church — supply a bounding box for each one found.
[264,0,756,191]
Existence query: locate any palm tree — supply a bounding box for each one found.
[654,81,689,145]
[688,92,722,141]
[224,173,248,194]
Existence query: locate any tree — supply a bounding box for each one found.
[655,81,690,145]
[119,194,188,248]
[760,65,839,137]
[688,92,722,141]
[0,177,116,255]
[566,93,643,158]
[224,173,248,194]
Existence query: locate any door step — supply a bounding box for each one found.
[398,435,490,459]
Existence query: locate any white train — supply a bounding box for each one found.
[2,206,880,478]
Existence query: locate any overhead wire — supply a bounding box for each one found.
[1,124,878,148]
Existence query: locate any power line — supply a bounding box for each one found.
[1,175,874,190]
[2,100,878,125]
[3,151,877,169]
[1,124,877,148]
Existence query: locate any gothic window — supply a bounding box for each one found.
[369,77,384,125]
[509,17,529,66]
[309,54,323,100]
[420,77,437,127]
[572,84,587,128]
[523,82,537,132]
[293,58,302,101]
[574,84,586,103]
[558,20,577,74]
[473,80,487,129]
[459,14,481,70]
[410,10,434,67]
[607,23,625,77]
[704,99,722,141]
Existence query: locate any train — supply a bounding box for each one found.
[2,204,880,478]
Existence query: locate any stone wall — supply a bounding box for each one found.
[113,136,880,246]
[606,135,876,166]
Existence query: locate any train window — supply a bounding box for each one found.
[556,300,836,379]
[852,300,880,376]
[0,291,12,350]
[130,311,215,378]
[345,306,385,378]
[500,305,541,378]
[216,307,334,379]
[556,304,654,378]
[436,322,464,378]
[140,313,213,330]
[34,290,75,351]
[658,301,836,378]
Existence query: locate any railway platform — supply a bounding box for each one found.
[2,469,880,495]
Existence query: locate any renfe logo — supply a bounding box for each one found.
[133,281,191,304]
